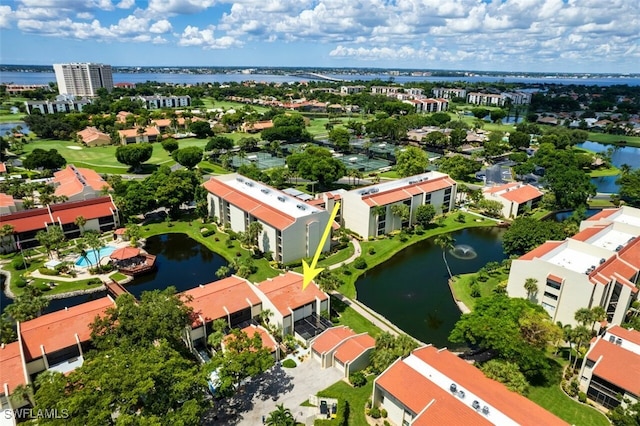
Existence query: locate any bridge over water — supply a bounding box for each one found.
[289,72,346,82]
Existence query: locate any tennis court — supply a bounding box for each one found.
[231,152,286,170]
[335,153,392,172]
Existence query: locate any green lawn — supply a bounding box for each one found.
[316,376,374,426]
[589,166,620,177]
[330,296,381,338]
[450,269,509,310]
[201,98,270,114]
[337,213,496,298]
[587,132,640,147]
[198,160,231,175]
[0,114,26,123]
[588,198,616,208]
[528,382,609,426]
[317,243,355,269]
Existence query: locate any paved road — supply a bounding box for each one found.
[202,358,342,425]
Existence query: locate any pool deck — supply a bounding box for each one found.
[28,240,143,285]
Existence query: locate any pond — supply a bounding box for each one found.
[355,227,506,348]
[1,233,228,315]
[124,233,228,299]
[576,141,640,193]
[0,122,30,135]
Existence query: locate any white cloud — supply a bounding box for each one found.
[150,19,172,34]
[0,6,13,28]
[116,0,135,9]
[178,24,242,49]
[147,0,216,16]
[77,12,94,20]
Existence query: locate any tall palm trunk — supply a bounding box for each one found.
[443,251,453,278]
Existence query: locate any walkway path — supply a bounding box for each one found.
[327,238,361,271]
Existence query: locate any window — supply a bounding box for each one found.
[543,291,558,301]
[546,280,561,290]
[424,194,431,203]
[444,188,452,196]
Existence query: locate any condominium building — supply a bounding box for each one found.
[135,95,191,109]
[53,63,114,97]
[52,164,111,202]
[203,174,330,264]
[340,85,365,95]
[466,91,532,106]
[482,182,543,218]
[24,97,93,114]
[506,206,640,327]
[403,98,449,113]
[373,345,567,425]
[579,325,640,410]
[432,87,467,99]
[340,171,457,238]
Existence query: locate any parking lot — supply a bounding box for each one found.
[202,357,343,425]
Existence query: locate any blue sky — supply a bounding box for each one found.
[0,0,638,73]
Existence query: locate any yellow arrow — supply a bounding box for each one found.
[302,202,341,290]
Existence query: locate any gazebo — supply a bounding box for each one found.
[110,247,140,260]
[109,247,156,277]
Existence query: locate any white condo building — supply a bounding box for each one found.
[203,174,330,264]
[53,63,114,97]
[341,171,457,238]
[507,206,640,327]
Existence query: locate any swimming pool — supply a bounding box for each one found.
[75,246,116,267]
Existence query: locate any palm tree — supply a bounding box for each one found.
[620,163,632,175]
[590,306,606,331]
[215,265,231,279]
[265,404,296,426]
[207,318,228,351]
[247,221,263,250]
[74,215,87,236]
[574,308,594,328]
[83,230,102,271]
[570,325,592,370]
[434,234,455,278]
[524,278,539,300]
[0,224,15,251]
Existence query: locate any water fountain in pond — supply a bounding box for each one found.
[449,244,477,260]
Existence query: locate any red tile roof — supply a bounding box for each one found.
[257,272,328,316]
[0,163,6,173]
[311,326,356,355]
[3,207,52,233]
[49,196,118,226]
[239,324,277,353]
[53,165,110,198]
[572,225,608,242]
[547,274,564,283]
[409,346,567,425]
[587,339,640,394]
[519,241,563,260]
[0,341,26,395]
[19,297,114,362]
[619,237,640,268]
[118,126,160,138]
[333,333,375,364]
[608,325,640,346]
[0,193,15,208]
[181,276,260,327]
[587,208,619,221]
[76,127,111,144]
[376,359,492,425]
[598,258,638,284]
[363,176,455,207]
[500,185,543,204]
[203,178,296,230]
[483,182,519,194]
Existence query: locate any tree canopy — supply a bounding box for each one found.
[115,143,153,171]
[437,155,482,180]
[23,148,66,170]
[189,120,213,138]
[502,216,566,256]
[395,146,428,177]
[173,146,203,169]
[286,146,346,188]
[450,295,559,381]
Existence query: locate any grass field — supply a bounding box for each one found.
[330,296,381,338]
[528,380,609,426]
[450,269,509,310]
[316,376,374,426]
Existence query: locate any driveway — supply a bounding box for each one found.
[202,357,343,425]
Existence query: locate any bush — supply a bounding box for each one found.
[368,247,376,255]
[36,282,51,292]
[11,256,29,270]
[368,406,381,419]
[350,371,366,387]
[87,278,103,285]
[38,267,59,276]
[578,392,587,403]
[201,228,216,237]
[456,212,466,223]
[470,282,481,298]
[16,277,27,288]
[381,408,388,418]
[282,359,296,368]
[353,257,367,269]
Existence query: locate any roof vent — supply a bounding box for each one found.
[277,196,286,202]
[457,390,465,399]
[296,204,306,210]
[616,338,622,345]
[472,400,480,410]
[236,177,244,182]
[482,406,490,415]
[599,258,606,264]
[370,188,379,194]
[261,188,270,194]
[449,383,457,393]
[245,181,253,187]
[615,245,623,252]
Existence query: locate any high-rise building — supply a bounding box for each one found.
[53,63,114,97]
